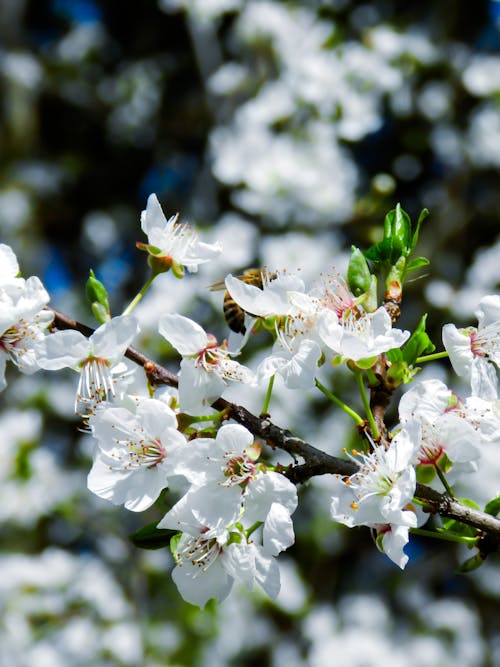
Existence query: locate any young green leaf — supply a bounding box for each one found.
[484,496,500,517]
[456,553,484,574]
[129,522,174,550]
[347,246,372,296]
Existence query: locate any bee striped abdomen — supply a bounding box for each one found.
[223,290,248,334]
[211,268,276,335]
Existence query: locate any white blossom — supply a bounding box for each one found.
[87,396,187,511]
[0,245,53,390]
[443,294,500,399]
[399,379,481,480]
[224,270,305,319]
[318,305,409,362]
[159,313,254,414]
[256,337,322,390]
[140,193,221,273]
[158,468,297,607]
[330,420,422,567]
[35,315,139,413]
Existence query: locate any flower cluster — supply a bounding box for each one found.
[1,197,498,606]
[0,244,53,390]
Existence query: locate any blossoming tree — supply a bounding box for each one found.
[2,196,500,607]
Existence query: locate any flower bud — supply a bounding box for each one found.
[86,269,110,323]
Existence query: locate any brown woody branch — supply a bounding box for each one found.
[51,310,500,547]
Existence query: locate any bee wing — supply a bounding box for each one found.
[209,278,227,292]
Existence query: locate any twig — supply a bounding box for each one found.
[50,309,500,543]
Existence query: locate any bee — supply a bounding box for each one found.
[210,269,276,335]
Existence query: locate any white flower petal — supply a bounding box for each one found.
[35,330,90,370]
[172,554,234,608]
[140,193,166,237]
[475,294,500,329]
[263,502,295,555]
[442,323,473,377]
[215,423,254,456]
[178,359,226,414]
[379,524,410,569]
[90,315,139,361]
[159,314,209,355]
[0,244,20,283]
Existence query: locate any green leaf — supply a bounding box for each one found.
[485,496,500,517]
[347,246,372,296]
[438,519,476,539]
[458,497,481,511]
[386,348,403,363]
[411,207,429,252]
[391,203,412,252]
[401,314,435,365]
[365,237,399,264]
[129,522,174,550]
[456,553,484,574]
[405,256,430,273]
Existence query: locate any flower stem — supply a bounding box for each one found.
[415,351,449,363]
[435,464,455,498]
[122,273,156,315]
[410,527,477,545]
[183,409,229,424]
[262,374,275,414]
[354,372,379,440]
[315,379,364,425]
[246,521,263,539]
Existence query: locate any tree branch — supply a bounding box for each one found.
[50,310,500,545]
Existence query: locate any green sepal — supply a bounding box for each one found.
[136,241,162,255]
[227,530,243,546]
[148,254,173,276]
[438,451,453,474]
[375,531,385,554]
[416,464,436,484]
[170,532,183,561]
[352,356,378,370]
[171,259,185,279]
[386,359,418,387]
[347,246,372,296]
[129,521,175,550]
[456,553,484,574]
[484,496,500,517]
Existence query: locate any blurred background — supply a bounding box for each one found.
[1,0,500,665]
